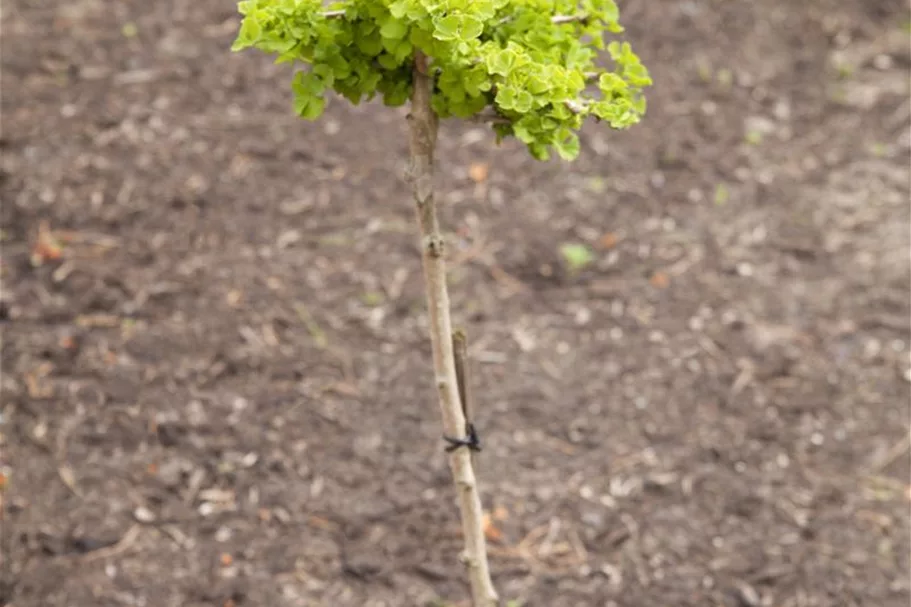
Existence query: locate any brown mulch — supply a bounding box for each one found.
[1,0,909,605]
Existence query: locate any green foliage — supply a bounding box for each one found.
[713,182,729,206]
[559,242,594,271]
[232,0,650,161]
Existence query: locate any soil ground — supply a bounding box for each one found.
[2,1,910,606]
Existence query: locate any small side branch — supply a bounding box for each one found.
[452,329,473,426]
[551,14,589,25]
[324,11,585,25]
[445,328,481,452]
[498,13,590,26]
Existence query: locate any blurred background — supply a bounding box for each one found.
[2,1,909,606]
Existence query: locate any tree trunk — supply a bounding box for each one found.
[405,51,499,607]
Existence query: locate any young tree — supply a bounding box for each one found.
[232,1,650,604]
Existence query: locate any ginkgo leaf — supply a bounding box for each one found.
[231,0,650,162]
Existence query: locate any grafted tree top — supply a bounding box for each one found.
[233,0,650,161]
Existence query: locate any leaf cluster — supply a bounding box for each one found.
[232,0,651,161]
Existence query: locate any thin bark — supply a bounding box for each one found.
[406,51,499,607]
[550,13,589,25]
